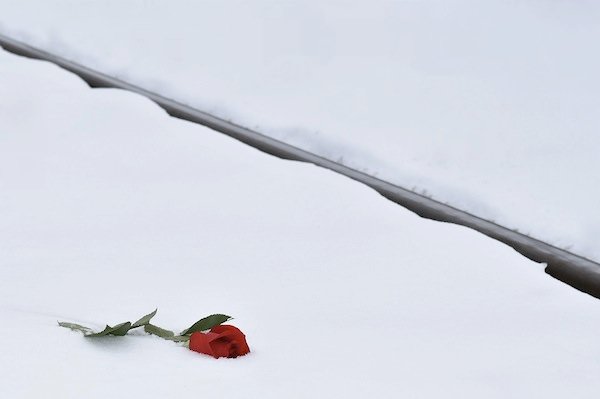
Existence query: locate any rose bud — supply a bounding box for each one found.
[189,325,250,359]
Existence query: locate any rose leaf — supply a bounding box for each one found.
[131,309,158,329]
[58,321,95,335]
[144,323,175,338]
[87,321,132,337]
[180,314,232,336]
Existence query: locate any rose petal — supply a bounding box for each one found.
[211,325,250,355]
[189,325,250,358]
[189,331,221,358]
[210,337,237,358]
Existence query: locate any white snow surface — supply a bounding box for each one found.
[0,0,598,261]
[2,48,600,398]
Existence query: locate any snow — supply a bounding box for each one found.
[2,47,600,398]
[1,0,598,261]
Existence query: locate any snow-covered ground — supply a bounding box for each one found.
[1,0,598,261]
[2,47,600,398]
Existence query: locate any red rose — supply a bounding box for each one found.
[189,325,250,358]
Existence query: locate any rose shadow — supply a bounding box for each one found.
[84,335,142,353]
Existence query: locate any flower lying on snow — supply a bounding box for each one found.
[190,325,250,358]
[58,309,249,359]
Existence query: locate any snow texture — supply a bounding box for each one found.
[0,0,598,261]
[1,47,600,398]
